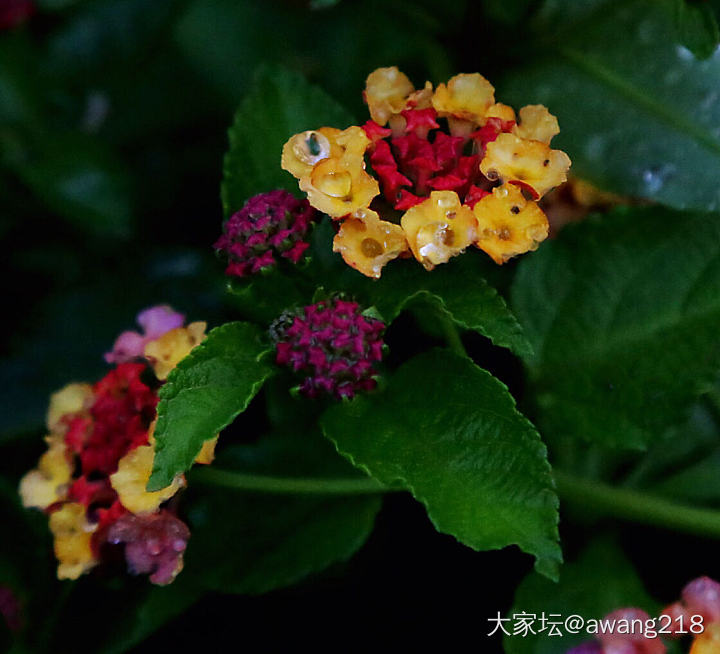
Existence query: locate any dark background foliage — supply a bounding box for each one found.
[3,0,720,651]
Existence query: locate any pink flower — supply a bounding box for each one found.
[107,510,190,586]
[104,305,185,364]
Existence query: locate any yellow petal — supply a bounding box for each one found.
[49,503,97,580]
[144,322,207,381]
[473,184,549,264]
[281,127,343,179]
[691,622,720,654]
[19,441,73,509]
[480,132,571,198]
[194,436,219,465]
[485,102,516,123]
[364,66,415,125]
[432,73,495,123]
[333,208,409,278]
[46,383,93,434]
[110,445,185,514]
[400,191,478,270]
[513,105,559,144]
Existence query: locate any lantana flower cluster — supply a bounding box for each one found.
[271,297,385,399]
[568,576,720,654]
[19,306,211,585]
[282,66,571,278]
[214,189,318,277]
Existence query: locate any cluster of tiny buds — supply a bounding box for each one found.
[214,190,318,277]
[270,297,385,400]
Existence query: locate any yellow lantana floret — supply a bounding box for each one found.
[49,503,97,580]
[46,383,93,434]
[485,103,516,123]
[144,321,206,381]
[297,127,379,218]
[195,436,219,465]
[281,127,343,179]
[480,133,571,199]
[690,622,720,654]
[473,184,549,264]
[110,445,185,514]
[19,440,73,509]
[364,66,416,125]
[432,73,495,124]
[333,208,409,279]
[513,105,560,144]
[401,191,478,270]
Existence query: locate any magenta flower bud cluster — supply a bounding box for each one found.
[107,510,190,586]
[272,298,385,399]
[214,190,317,277]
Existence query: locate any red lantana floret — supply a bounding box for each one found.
[363,108,515,211]
[272,298,385,400]
[214,189,318,277]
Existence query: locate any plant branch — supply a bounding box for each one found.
[555,469,720,540]
[190,467,393,495]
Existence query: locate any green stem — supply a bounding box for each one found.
[190,467,392,495]
[438,314,467,357]
[555,469,720,540]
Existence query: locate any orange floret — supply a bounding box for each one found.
[144,322,207,381]
[691,622,720,654]
[400,191,478,270]
[432,73,495,124]
[480,132,571,199]
[297,126,379,217]
[473,184,549,264]
[281,127,344,179]
[46,383,93,435]
[49,503,97,580]
[364,66,416,125]
[19,440,73,509]
[333,207,409,278]
[485,102,516,123]
[110,445,185,514]
[513,105,560,144]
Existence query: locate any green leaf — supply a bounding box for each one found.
[148,322,274,491]
[675,0,720,59]
[182,429,381,594]
[511,207,720,449]
[307,218,532,358]
[500,0,720,211]
[321,349,561,579]
[221,65,355,217]
[505,539,656,654]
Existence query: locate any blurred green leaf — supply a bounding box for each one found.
[322,348,561,579]
[98,580,202,654]
[149,322,274,491]
[675,0,720,59]
[182,429,381,594]
[221,65,354,217]
[47,0,182,77]
[310,0,341,8]
[0,35,43,133]
[511,207,720,449]
[175,0,454,112]
[16,133,134,238]
[505,539,656,654]
[501,0,720,211]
